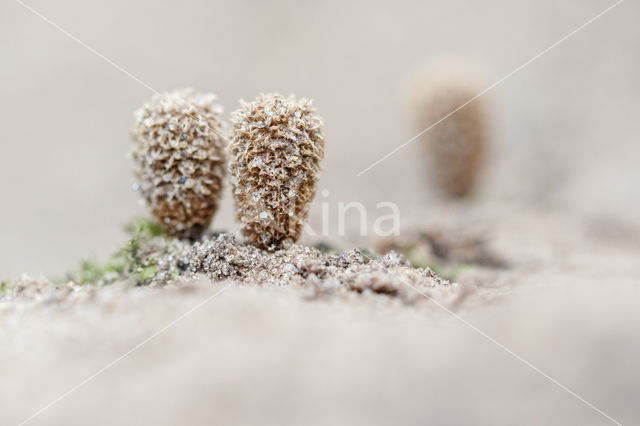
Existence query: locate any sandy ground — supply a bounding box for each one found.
[2,1,640,425]
[2,204,639,425]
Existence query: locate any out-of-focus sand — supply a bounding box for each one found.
[3,282,639,426]
[2,204,640,425]
[1,1,640,425]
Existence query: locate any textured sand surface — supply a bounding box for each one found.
[2,206,639,425]
[3,279,638,426]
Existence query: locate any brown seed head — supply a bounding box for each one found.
[229,94,324,250]
[409,60,488,198]
[130,88,226,238]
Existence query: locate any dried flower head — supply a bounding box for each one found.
[130,88,226,238]
[408,59,488,198]
[229,94,324,250]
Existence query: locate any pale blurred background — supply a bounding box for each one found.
[1,0,638,277]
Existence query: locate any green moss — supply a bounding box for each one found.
[77,259,107,284]
[66,217,167,286]
[393,244,473,281]
[446,263,473,280]
[403,247,430,269]
[358,248,378,263]
[395,244,435,271]
[424,262,443,276]
[76,252,126,285]
[313,242,337,254]
[121,219,166,284]
[124,217,164,238]
[0,281,10,296]
[131,265,158,283]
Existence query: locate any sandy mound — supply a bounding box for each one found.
[2,206,639,425]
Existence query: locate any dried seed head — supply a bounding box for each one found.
[229,94,324,250]
[130,88,226,238]
[408,59,488,198]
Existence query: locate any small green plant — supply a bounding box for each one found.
[131,265,158,283]
[76,258,125,285]
[229,94,325,250]
[119,217,168,285]
[313,242,337,254]
[393,243,472,281]
[358,248,379,263]
[400,245,433,270]
[130,88,227,239]
[0,281,10,296]
[447,263,472,280]
[67,217,168,285]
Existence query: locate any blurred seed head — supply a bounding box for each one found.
[408,59,488,198]
[130,88,226,239]
[229,93,324,250]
